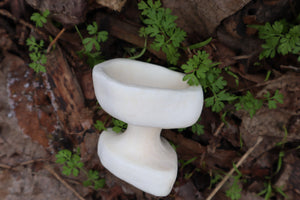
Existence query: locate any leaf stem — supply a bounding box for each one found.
[46,27,66,53]
[75,25,84,42]
[129,38,148,60]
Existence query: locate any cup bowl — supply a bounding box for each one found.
[93,58,203,128]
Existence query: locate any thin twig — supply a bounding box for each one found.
[280,65,300,72]
[44,164,86,200]
[0,163,12,169]
[213,122,225,136]
[47,27,66,53]
[234,79,273,93]
[206,136,263,200]
[0,158,48,170]
[0,9,47,39]
[19,158,47,166]
[232,55,252,60]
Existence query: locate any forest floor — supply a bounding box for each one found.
[0,0,300,200]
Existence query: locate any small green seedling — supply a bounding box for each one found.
[191,123,204,136]
[26,10,50,73]
[26,36,47,73]
[235,91,263,118]
[30,9,50,28]
[263,90,284,109]
[205,90,238,113]
[209,172,223,189]
[250,17,300,61]
[138,0,186,65]
[258,181,273,200]
[76,22,108,67]
[182,50,237,112]
[83,22,108,52]
[235,90,283,118]
[94,120,107,132]
[55,149,84,177]
[56,148,105,189]
[178,117,204,136]
[225,164,244,200]
[179,157,197,171]
[258,126,289,200]
[94,118,127,134]
[274,125,288,175]
[112,118,128,133]
[179,157,198,180]
[83,170,106,189]
[182,50,220,86]
[258,181,288,200]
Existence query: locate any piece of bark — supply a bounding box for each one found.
[3,53,57,147]
[0,27,13,51]
[96,0,127,12]
[78,70,95,100]
[162,130,206,157]
[162,0,251,38]
[25,0,87,25]
[44,46,92,135]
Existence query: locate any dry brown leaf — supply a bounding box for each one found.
[163,0,251,37]
[240,73,300,161]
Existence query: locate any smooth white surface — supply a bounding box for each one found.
[93,58,204,196]
[98,125,177,196]
[93,58,204,129]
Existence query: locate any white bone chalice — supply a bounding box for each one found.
[93,58,203,196]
